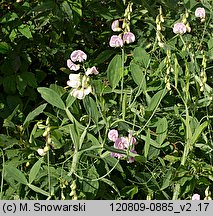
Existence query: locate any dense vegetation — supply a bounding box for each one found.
[0,0,212,200]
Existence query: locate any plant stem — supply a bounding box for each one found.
[120,47,125,119]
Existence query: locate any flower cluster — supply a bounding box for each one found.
[109,20,135,47]
[173,7,206,35]
[66,50,99,99]
[108,129,137,163]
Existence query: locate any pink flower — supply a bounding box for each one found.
[86,66,99,76]
[123,32,135,44]
[128,149,137,163]
[67,59,80,71]
[195,7,205,19]
[192,194,200,200]
[114,137,128,150]
[71,50,87,62]
[111,137,128,159]
[109,35,123,47]
[108,129,119,142]
[173,23,187,35]
[111,20,122,32]
[67,73,81,88]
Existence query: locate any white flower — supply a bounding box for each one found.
[67,73,81,88]
[71,86,92,100]
[111,20,122,32]
[195,7,205,19]
[67,59,80,71]
[85,66,99,76]
[37,148,46,156]
[71,50,87,62]
[173,23,187,35]
[192,194,200,200]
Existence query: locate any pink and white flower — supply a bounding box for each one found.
[128,149,137,163]
[67,73,81,88]
[111,20,122,32]
[192,194,200,200]
[71,50,87,62]
[173,22,187,35]
[108,129,119,142]
[86,66,99,76]
[123,32,135,44]
[195,7,205,19]
[71,85,92,100]
[67,59,80,71]
[109,35,123,47]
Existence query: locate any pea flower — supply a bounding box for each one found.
[108,129,119,142]
[86,66,99,76]
[109,35,123,47]
[70,75,92,100]
[123,32,135,44]
[37,148,46,156]
[71,50,87,62]
[173,23,187,35]
[67,73,81,88]
[128,149,137,163]
[195,7,205,19]
[192,194,200,200]
[111,20,122,32]
[67,59,80,71]
[111,137,128,159]
[71,86,92,100]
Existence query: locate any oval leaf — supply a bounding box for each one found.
[107,54,122,89]
[37,87,65,110]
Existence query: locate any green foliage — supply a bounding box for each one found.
[0,0,212,200]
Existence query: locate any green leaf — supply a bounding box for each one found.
[146,89,166,112]
[107,54,122,89]
[21,72,37,88]
[3,75,16,94]
[29,159,42,184]
[62,1,73,21]
[94,50,114,65]
[37,87,65,110]
[130,62,146,91]
[0,134,20,148]
[156,117,168,145]
[28,184,49,196]
[16,74,27,95]
[66,94,76,108]
[133,47,150,68]
[5,165,28,185]
[0,42,11,54]
[100,178,120,196]
[23,103,47,127]
[191,121,208,145]
[144,129,150,159]
[18,24,33,39]
[208,38,213,50]
[83,96,100,124]
[82,165,99,199]
[161,169,173,190]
